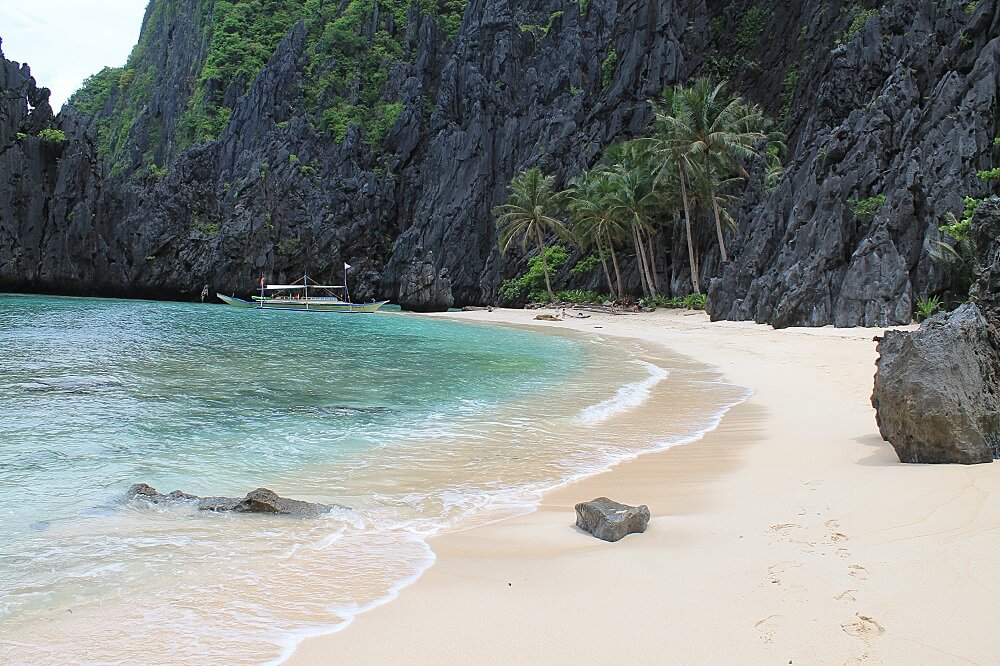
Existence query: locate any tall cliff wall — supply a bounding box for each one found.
[1,0,997,323]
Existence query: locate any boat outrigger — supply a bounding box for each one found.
[217,271,389,313]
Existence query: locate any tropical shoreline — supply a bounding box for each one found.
[288,307,1000,664]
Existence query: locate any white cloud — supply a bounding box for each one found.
[0,0,148,109]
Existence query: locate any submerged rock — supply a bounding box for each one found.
[575,497,650,542]
[127,484,343,516]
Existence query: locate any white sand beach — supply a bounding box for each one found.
[289,308,1000,665]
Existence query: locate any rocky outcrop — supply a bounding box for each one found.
[127,483,343,517]
[575,497,650,542]
[971,197,1000,310]
[1,1,997,322]
[397,254,455,311]
[872,304,1000,463]
[871,198,1000,464]
[708,0,999,327]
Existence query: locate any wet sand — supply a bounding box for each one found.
[288,308,1000,664]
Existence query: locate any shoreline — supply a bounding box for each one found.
[288,307,1000,664]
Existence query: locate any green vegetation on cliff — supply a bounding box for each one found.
[66,0,468,176]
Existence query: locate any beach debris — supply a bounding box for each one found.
[127,484,346,516]
[574,497,650,542]
[534,313,560,321]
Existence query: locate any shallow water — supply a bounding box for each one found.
[0,295,747,664]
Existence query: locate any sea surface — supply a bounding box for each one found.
[0,294,748,664]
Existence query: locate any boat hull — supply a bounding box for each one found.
[217,294,255,308]
[217,294,389,313]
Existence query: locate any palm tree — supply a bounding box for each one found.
[493,167,570,302]
[656,79,782,292]
[599,141,667,298]
[650,86,702,293]
[565,170,628,299]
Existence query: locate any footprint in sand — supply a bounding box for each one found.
[841,613,885,639]
[837,547,851,560]
[834,589,858,602]
[848,564,869,580]
[755,614,782,644]
[770,523,801,532]
[764,561,803,586]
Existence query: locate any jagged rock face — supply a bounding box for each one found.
[971,196,1000,309]
[0,46,129,296]
[709,0,999,328]
[0,1,997,322]
[872,303,1000,464]
[396,253,455,311]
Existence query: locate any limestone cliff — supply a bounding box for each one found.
[0,0,997,321]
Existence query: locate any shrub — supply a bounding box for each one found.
[644,293,706,310]
[192,219,220,236]
[848,194,886,224]
[734,6,772,49]
[276,237,301,255]
[601,50,618,90]
[37,129,67,143]
[501,246,569,301]
[842,6,877,42]
[915,296,941,322]
[554,289,609,304]
[570,255,602,275]
[147,163,168,180]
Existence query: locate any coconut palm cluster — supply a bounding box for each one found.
[494,78,784,303]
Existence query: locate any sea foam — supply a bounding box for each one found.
[576,360,670,425]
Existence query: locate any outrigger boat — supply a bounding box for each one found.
[217,270,389,313]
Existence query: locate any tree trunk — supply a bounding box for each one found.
[607,232,624,300]
[679,163,701,294]
[534,224,555,302]
[597,237,615,296]
[707,163,729,262]
[646,232,661,294]
[631,224,652,298]
[636,223,656,297]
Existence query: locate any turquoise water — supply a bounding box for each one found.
[0,295,580,540]
[0,294,747,664]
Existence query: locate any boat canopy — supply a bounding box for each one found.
[266,284,345,290]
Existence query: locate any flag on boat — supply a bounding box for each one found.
[344,262,352,270]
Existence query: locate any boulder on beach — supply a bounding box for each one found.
[127,484,344,516]
[575,497,650,542]
[534,313,560,321]
[871,197,1000,464]
[872,304,1000,463]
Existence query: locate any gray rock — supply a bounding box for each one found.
[871,303,1000,464]
[575,497,650,542]
[871,196,1000,464]
[970,197,1000,310]
[397,254,455,312]
[127,484,343,516]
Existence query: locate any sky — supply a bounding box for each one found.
[0,1,149,109]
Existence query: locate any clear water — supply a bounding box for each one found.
[0,295,748,665]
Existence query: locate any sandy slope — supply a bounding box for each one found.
[288,309,1000,665]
